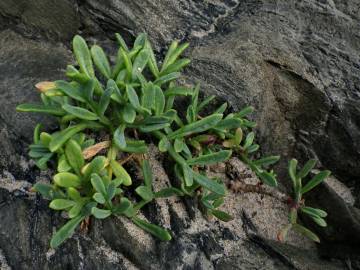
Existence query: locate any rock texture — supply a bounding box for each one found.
[1,0,360,269]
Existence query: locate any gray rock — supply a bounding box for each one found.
[1,0,360,269]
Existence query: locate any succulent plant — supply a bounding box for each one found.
[17,32,330,248]
[278,159,330,243]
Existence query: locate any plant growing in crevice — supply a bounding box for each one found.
[16,32,330,248]
[278,159,330,243]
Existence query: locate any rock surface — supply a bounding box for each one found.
[1,0,360,269]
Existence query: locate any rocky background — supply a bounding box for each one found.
[0,0,360,269]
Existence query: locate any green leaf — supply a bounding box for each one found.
[154,72,181,86]
[154,187,184,198]
[98,81,114,115]
[115,33,129,52]
[187,150,232,166]
[33,123,42,144]
[68,202,84,218]
[107,182,116,200]
[50,215,85,248]
[311,216,327,227]
[126,85,141,110]
[29,149,48,158]
[49,123,87,152]
[40,132,52,147]
[72,133,85,145]
[233,128,243,145]
[135,186,153,201]
[141,83,155,110]
[174,138,184,153]
[145,40,159,77]
[288,159,298,191]
[253,156,280,167]
[132,217,172,241]
[65,66,89,84]
[134,33,147,47]
[168,114,223,140]
[182,165,194,186]
[65,139,84,174]
[213,197,224,208]
[165,87,193,97]
[91,207,111,219]
[214,118,242,131]
[121,104,136,123]
[154,85,165,115]
[292,224,320,243]
[214,103,227,115]
[235,106,254,118]
[73,35,94,77]
[116,139,148,153]
[247,144,259,153]
[91,173,107,196]
[158,137,170,152]
[91,45,111,79]
[197,95,215,113]
[49,199,75,210]
[132,49,149,80]
[54,172,81,188]
[243,132,255,149]
[114,125,127,149]
[67,187,81,201]
[161,42,189,71]
[112,198,131,214]
[139,123,170,132]
[300,206,327,218]
[160,58,190,75]
[142,116,171,125]
[258,171,278,187]
[83,156,107,180]
[297,159,317,179]
[142,160,152,188]
[301,170,331,194]
[161,40,178,72]
[193,173,225,196]
[62,104,98,121]
[32,183,54,200]
[82,139,95,149]
[16,104,65,116]
[81,79,97,100]
[35,153,53,170]
[110,160,132,186]
[93,192,106,204]
[120,48,132,79]
[211,209,233,222]
[242,119,256,128]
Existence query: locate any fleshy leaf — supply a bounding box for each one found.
[187,150,232,166]
[110,160,132,186]
[91,207,111,219]
[73,35,94,77]
[301,170,330,194]
[50,215,85,248]
[211,209,233,222]
[135,186,153,201]
[91,45,111,79]
[132,217,172,241]
[167,114,223,140]
[65,139,84,174]
[49,199,75,210]
[53,172,81,188]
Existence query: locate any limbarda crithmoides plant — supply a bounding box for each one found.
[16,33,331,248]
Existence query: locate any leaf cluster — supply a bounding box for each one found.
[278,159,331,243]
[17,33,330,248]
